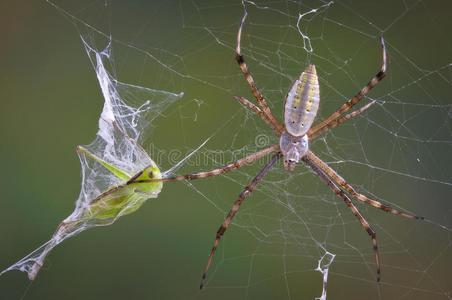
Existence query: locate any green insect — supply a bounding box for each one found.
[76,145,162,221]
[3,137,163,280]
[1,31,185,281]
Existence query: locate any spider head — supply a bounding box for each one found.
[280,132,308,171]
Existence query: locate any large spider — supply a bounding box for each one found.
[155,12,423,289]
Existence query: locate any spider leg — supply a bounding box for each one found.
[308,36,386,137]
[152,144,279,182]
[303,156,381,281]
[308,100,376,140]
[233,95,282,136]
[236,11,284,134]
[200,152,282,289]
[306,151,423,220]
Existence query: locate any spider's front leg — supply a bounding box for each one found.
[306,150,424,220]
[303,156,381,281]
[199,152,282,289]
[149,144,279,183]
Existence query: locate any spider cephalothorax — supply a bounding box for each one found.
[279,132,308,171]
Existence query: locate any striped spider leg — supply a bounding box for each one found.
[307,35,387,138]
[302,155,382,275]
[153,12,423,289]
[156,143,279,183]
[235,11,285,136]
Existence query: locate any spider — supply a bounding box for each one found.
[154,12,423,289]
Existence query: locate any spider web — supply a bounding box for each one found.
[1,0,451,300]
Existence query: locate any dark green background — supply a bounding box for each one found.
[1,1,451,299]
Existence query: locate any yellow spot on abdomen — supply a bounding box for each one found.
[296,83,303,94]
[306,98,314,112]
[292,95,301,108]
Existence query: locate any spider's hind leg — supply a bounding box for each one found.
[233,95,282,136]
[308,36,387,138]
[308,100,376,140]
[235,12,284,134]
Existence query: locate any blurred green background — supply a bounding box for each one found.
[0,1,451,299]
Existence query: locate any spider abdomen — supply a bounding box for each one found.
[284,64,320,137]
